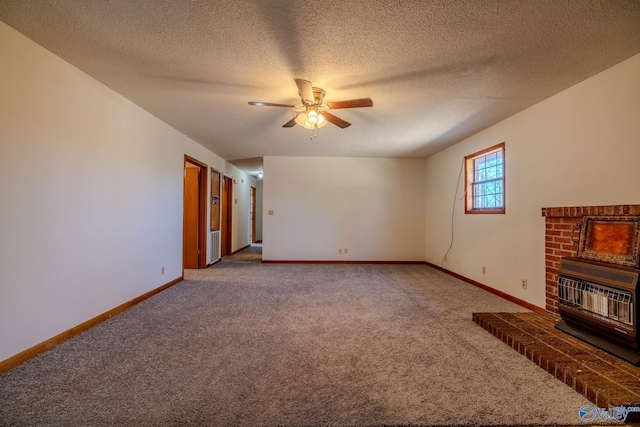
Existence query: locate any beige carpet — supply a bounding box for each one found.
[0,246,605,426]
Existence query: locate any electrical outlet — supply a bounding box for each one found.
[338,249,342,255]
[344,248,348,254]
[161,266,165,275]
[482,266,486,274]
[521,279,527,289]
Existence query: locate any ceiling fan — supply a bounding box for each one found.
[248,78,373,130]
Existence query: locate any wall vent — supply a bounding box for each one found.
[210,231,221,263]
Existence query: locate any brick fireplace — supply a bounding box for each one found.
[542,204,640,313]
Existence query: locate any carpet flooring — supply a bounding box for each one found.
[473,312,640,412]
[0,246,611,426]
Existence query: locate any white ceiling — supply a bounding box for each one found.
[1,1,640,175]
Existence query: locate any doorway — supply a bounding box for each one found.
[183,156,207,269]
[221,176,233,257]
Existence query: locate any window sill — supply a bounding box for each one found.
[465,208,505,215]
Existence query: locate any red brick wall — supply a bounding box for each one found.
[541,204,640,313]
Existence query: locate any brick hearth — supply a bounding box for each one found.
[541,204,640,313]
[473,311,640,420]
[473,209,640,419]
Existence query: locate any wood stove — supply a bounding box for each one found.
[555,215,640,365]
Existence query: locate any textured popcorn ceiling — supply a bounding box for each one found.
[1,1,640,173]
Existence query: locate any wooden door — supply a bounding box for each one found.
[221,176,233,257]
[183,156,208,269]
[183,166,200,268]
[250,186,257,244]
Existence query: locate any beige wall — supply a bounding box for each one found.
[263,156,426,261]
[0,21,252,362]
[424,53,640,308]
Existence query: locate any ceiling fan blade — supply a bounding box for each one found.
[326,98,373,109]
[249,101,296,107]
[282,115,298,127]
[294,78,315,105]
[323,112,351,128]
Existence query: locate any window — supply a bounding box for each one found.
[465,142,505,214]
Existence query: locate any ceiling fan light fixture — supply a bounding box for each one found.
[314,113,328,128]
[307,110,320,125]
[294,110,328,130]
[294,111,308,127]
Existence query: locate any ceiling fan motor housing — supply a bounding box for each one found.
[312,87,325,105]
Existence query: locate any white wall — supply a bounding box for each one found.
[0,21,233,362]
[263,156,426,261]
[424,53,640,308]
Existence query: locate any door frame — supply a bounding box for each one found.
[250,186,257,244]
[221,175,233,257]
[210,168,222,233]
[183,155,208,270]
